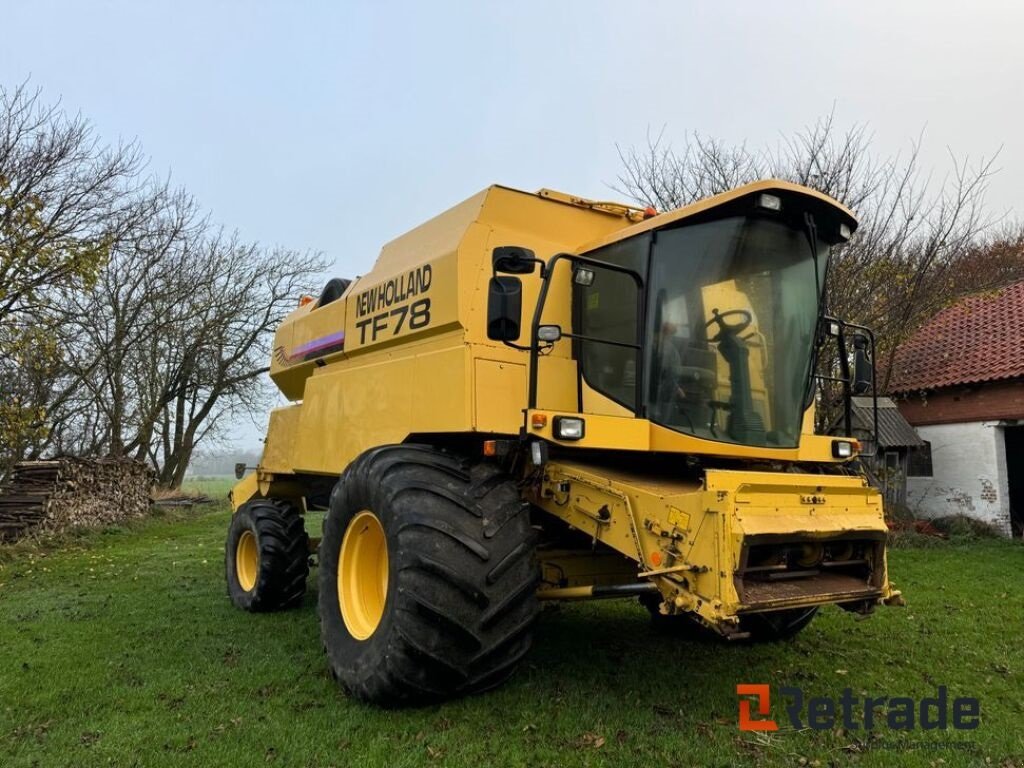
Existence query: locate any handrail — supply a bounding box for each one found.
[819,315,879,459]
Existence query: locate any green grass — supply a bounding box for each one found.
[0,501,1022,768]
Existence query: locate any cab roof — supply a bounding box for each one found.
[575,179,858,253]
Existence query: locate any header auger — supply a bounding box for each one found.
[225,180,901,706]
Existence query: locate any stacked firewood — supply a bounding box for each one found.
[0,458,153,542]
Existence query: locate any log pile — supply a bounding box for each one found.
[152,493,214,508]
[0,458,153,543]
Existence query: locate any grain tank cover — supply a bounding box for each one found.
[268,185,637,400]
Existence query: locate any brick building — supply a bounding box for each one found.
[889,280,1024,536]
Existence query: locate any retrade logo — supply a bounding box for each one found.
[737,684,980,732]
[736,684,778,731]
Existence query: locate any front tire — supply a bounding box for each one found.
[318,445,539,706]
[225,498,309,611]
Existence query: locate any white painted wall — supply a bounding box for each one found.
[905,421,1012,535]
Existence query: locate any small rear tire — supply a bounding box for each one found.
[318,445,539,706]
[742,607,818,641]
[640,594,817,642]
[226,498,309,611]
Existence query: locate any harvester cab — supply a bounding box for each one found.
[225,180,900,706]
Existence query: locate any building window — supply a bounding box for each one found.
[907,441,933,477]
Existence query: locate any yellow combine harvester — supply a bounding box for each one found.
[226,180,901,705]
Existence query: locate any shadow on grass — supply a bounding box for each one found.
[299,564,888,713]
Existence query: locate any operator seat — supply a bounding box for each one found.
[677,344,717,428]
[317,278,351,308]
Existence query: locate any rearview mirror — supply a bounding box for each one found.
[852,334,873,395]
[492,246,537,275]
[487,276,523,341]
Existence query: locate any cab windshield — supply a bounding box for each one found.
[577,216,827,448]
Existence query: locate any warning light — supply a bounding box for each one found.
[531,413,548,429]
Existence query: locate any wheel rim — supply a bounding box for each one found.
[338,510,389,640]
[236,530,259,591]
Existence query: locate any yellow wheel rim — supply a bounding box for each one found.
[338,510,389,640]
[236,530,259,592]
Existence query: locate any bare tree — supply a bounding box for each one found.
[0,82,145,476]
[0,83,144,321]
[49,209,324,486]
[43,183,209,458]
[614,114,1013,406]
[1,83,327,485]
[143,236,324,487]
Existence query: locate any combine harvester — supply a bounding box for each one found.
[226,180,901,705]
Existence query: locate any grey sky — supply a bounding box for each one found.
[4,1,1022,450]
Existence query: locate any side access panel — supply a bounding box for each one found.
[264,341,472,476]
[473,359,526,434]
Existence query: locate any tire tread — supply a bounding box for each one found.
[226,498,309,612]
[318,444,539,706]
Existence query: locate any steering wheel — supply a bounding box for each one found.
[705,308,753,340]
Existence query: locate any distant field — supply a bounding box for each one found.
[180,475,237,500]
[0,502,1021,767]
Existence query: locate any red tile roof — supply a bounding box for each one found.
[889,280,1024,393]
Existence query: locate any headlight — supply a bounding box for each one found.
[573,268,595,286]
[553,416,585,441]
[832,440,855,459]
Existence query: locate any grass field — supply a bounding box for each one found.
[1,493,1022,768]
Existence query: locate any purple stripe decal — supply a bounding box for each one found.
[284,331,346,362]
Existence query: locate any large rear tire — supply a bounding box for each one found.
[318,445,539,706]
[225,498,309,611]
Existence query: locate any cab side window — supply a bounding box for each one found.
[575,235,649,411]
